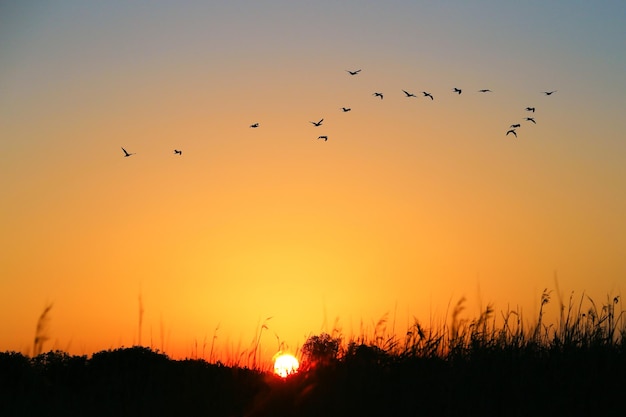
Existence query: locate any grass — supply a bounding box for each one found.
[32,303,53,357]
[2,290,624,416]
[295,290,624,369]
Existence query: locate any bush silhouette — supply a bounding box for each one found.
[300,333,341,370]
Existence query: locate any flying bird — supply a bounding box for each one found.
[525,107,535,112]
[542,90,557,95]
[422,91,434,100]
[506,129,517,137]
[525,117,536,124]
[346,69,361,75]
[310,119,324,126]
[478,89,492,93]
[174,149,182,155]
[121,147,134,157]
[318,135,328,141]
[510,123,521,128]
[453,88,462,94]
[341,107,351,112]
[250,123,259,128]
[373,92,383,99]
[402,90,417,98]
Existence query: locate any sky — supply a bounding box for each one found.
[1,0,626,365]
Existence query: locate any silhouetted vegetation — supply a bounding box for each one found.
[0,347,266,417]
[2,292,624,416]
[32,303,53,356]
[300,332,341,370]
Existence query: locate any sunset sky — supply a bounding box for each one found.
[1,1,625,365]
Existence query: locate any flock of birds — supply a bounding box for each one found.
[121,69,557,157]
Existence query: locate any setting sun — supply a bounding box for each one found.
[273,353,299,378]
[2,2,625,415]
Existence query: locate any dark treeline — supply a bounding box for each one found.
[1,347,263,417]
[1,341,625,417]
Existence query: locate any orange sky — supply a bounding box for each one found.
[1,1,625,366]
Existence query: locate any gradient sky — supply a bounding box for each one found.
[2,1,625,365]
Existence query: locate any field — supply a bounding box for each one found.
[1,293,624,417]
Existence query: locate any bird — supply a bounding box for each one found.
[174,149,182,155]
[121,147,134,157]
[422,91,434,100]
[341,107,351,112]
[506,129,517,137]
[373,92,383,99]
[402,90,417,97]
[525,107,535,112]
[510,123,521,128]
[318,135,328,141]
[453,88,462,94]
[250,123,259,128]
[478,89,492,93]
[525,117,536,124]
[346,69,361,75]
[542,90,557,95]
[310,119,324,126]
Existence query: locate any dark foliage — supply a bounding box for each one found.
[0,347,266,417]
[2,343,625,417]
[300,333,341,370]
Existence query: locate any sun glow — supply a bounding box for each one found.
[273,353,299,378]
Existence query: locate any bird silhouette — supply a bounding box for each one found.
[346,69,361,75]
[341,107,351,112]
[510,124,521,128]
[373,92,383,99]
[453,88,462,94]
[121,147,134,157]
[174,149,182,155]
[525,107,535,112]
[542,90,557,95]
[318,135,328,141]
[422,91,434,100]
[506,129,517,137]
[478,89,492,93]
[250,123,259,128]
[402,90,417,98]
[310,119,324,126]
[525,117,536,124]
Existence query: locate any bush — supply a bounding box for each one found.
[300,333,341,369]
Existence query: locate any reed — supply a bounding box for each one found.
[297,290,624,368]
[33,303,53,356]
[9,290,624,416]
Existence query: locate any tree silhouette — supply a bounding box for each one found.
[300,333,341,370]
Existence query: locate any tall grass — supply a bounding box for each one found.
[26,290,624,368]
[181,290,623,370]
[13,291,624,417]
[33,303,53,356]
[298,290,624,369]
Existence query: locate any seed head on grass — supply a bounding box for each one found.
[33,303,53,356]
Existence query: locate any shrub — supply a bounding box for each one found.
[300,333,341,370]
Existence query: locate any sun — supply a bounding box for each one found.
[273,353,299,378]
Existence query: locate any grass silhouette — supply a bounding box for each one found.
[1,291,624,416]
[32,303,53,357]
